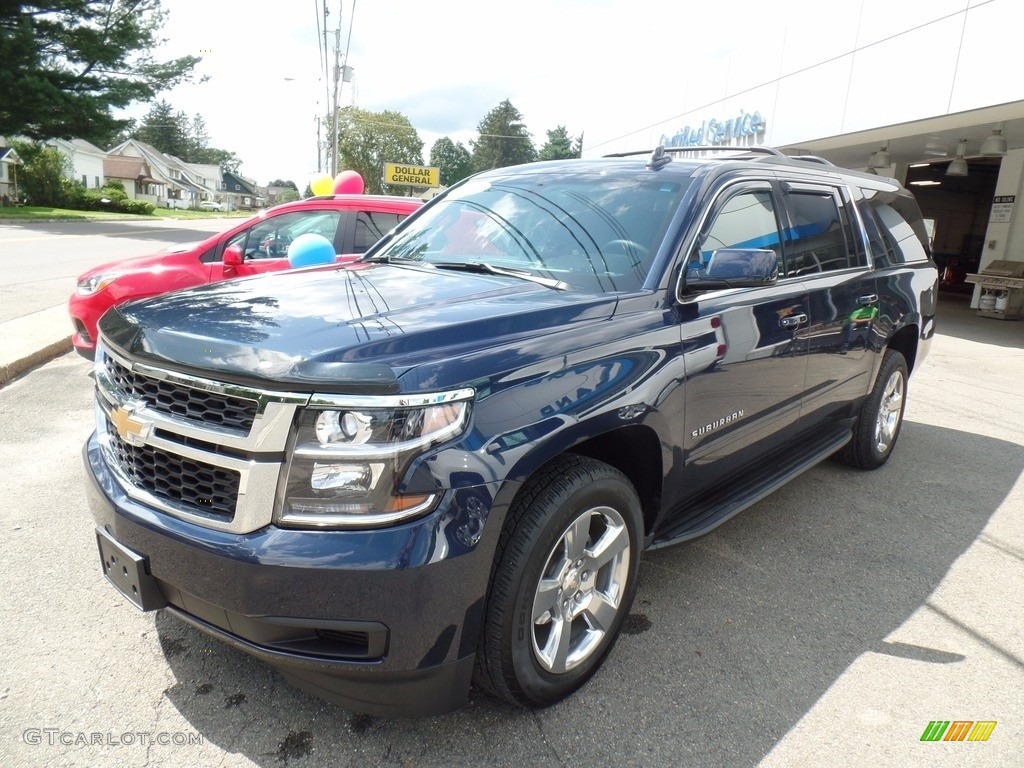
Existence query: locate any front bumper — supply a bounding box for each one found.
[83,433,499,717]
[67,291,109,358]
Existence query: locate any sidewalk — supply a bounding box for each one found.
[0,305,74,386]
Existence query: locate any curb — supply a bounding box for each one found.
[0,305,75,387]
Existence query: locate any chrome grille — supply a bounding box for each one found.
[94,343,310,534]
[105,354,258,432]
[107,419,239,520]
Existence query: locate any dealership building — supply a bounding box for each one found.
[599,0,1024,311]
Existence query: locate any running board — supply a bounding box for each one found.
[649,427,852,550]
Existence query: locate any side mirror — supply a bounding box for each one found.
[223,244,243,267]
[686,248,778,291]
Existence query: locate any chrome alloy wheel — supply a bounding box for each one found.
[530,505,631,674]
[874,369,905,454]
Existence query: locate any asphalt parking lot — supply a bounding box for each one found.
[0,294,1021,768]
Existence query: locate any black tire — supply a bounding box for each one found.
[474,454,643,707]
[840,349,908,469]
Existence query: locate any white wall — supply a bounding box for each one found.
[602,0,1024,154]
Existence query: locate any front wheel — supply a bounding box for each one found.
[840,349,908,469]
[474,455,643,707]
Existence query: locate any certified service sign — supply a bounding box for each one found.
[383,162,440,188]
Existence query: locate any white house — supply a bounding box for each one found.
[47,138,107,189]
[0,145,22,204]
[102,154,158,200]
[108,140,218,209]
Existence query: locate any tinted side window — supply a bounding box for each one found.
[784,191,856,276]
[860,188,930,263]
[855,196,899,268]
[696,189,783,271]
[354,211,405,253]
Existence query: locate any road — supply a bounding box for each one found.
[0,218,231,323]
[0,293,1021,766]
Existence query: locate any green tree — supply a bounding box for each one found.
[269,179,299,190]
[133,102,241,171]
[274,188,301,203]
[429,137,472,187]
[571,132,584,158]
[187,114,210,159]
[134,100,190,157]
[12,140,72,205]
[0,1,200,146]
[331,107,423,195]
[538,125,582,161]
[190,146,241,173]
[471,100,536,172]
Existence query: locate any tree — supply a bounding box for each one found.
[187,114,210,159]
[134,100,189,157]
[538,125,582,161]
[571,132,584,158]
[331,107,423,196]
[132,102,241,171]
[191,146,241,173]
[269,179,299,191]
[0,1,200,146]
[470,100,536,172]
[12,140,72,206]
[429,137,472,187]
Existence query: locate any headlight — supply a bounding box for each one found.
[77,272,120,295]
[277,388,474,529]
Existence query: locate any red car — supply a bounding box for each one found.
[69,194,422,358]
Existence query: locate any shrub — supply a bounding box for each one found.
[60,178,88,208]
[120,199,155,215]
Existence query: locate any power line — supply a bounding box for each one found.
[314,0,325,82]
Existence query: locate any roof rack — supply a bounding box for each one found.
[604,145,786,159]
[786,155,836,167]
[604,145,837,168]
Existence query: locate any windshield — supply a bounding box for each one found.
[372,170,690,292]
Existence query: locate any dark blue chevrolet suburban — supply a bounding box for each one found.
[84,147,938,716]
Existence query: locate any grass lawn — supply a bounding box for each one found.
[0,206,252,222]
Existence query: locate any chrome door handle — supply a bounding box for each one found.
[779,314,808,328]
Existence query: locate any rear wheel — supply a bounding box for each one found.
[475,455,642,707]
[840,349,908,469]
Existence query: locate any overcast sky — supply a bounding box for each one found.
[130,0,787,185]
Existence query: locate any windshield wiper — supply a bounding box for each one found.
[362,254,421,264]
[428,261,570,291]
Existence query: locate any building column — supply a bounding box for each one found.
[973,148,1024,307]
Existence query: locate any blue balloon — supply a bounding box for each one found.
[287,233,336,268]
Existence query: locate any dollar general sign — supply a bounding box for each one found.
[383,163,439,187]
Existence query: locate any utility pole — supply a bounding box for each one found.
[316,116,322,173]
[330,7,342,177]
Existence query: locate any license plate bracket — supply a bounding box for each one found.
[96,527,167,611]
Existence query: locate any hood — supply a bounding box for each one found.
[100,263,617,393]
[79,241,206,278]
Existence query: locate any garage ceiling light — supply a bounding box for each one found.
[946,140,969,177]
[869,140,891,168]
[980,124,1007,157]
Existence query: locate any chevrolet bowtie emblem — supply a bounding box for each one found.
[111,402,152,446]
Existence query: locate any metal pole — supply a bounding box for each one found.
[330,15,341,177]
[316,116,322,173]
